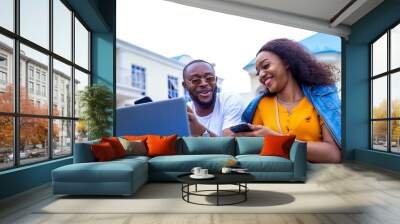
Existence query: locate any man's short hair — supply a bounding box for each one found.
[182,59,215,79]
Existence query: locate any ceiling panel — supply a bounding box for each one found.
[226,0,352,21]
[165,0,384,38]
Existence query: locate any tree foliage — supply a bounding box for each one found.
[79,84,113,140]
[75,119,87,141]
[0,85,59,150]
[372,99,400,141]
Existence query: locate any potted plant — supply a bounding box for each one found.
[79,84,113,140]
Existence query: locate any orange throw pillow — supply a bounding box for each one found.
[101,137,127,158]
[91,142,117,161]
[260,135,296,159]
[124,135,148,142]
[146,135,177,157]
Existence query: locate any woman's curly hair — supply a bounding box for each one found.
[257,38,337,87]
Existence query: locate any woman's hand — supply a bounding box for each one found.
[307,125,341,163]
[233,124,281,137]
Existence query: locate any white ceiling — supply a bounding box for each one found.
[165,0,384,38]
[227,0,352,21]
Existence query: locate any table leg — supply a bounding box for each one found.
[217,184,219,206]
[181,184,183,199]
[195,184,197,192]
[187,184,190,202]
[245,183,247,201]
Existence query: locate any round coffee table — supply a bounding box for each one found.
[177,172,255,206]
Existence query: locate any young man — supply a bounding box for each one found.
[182,60,245,137]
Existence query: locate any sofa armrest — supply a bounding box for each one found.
[73,142,98,163]
[289,141,307,181]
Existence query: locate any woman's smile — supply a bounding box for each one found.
[264,75,273,88]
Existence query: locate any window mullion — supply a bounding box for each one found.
[71,10,76,153]
[388,30,391,152]
[48,0,53,160]
[370,45,374,149]
[13,0,20,167]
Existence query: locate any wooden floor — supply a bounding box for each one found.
[1,162,400,224]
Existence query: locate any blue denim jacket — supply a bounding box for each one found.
[242,84,341,146]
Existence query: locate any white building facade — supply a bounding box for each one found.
[0,41,75,156]
[117,40,187,108]
[116,40,223,108]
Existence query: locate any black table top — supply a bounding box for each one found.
[177,172,255,185]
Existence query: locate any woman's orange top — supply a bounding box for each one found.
[252,96,323,142]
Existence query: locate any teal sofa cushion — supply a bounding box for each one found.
[148,154,235,172]
[178,137,235,155]
[53,159,146,183]
[235,137,263,155]
[116,155,150,163]
[73,139,100,163]
[52,158,148,195]
[236,155,293,172]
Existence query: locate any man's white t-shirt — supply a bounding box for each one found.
[188,93,245,136]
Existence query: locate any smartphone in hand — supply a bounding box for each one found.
[230,123,253,133]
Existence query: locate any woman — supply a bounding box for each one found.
[239,39,341,163]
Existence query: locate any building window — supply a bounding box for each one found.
[28,66,34,80]
[0,54,7,87]
[167,75,179,98]
[0,71,6,93]
[35,70,41,81]
[36,83,40,95]
[370,23,400,154]
[0,54,7,67]
[28,81,34,94]
[54,89,58,102]
[42,85,46,97]
[131,65,146,94]
[216,76,223,93]
[0,0,91,170]
[0,71,6,85]
[184,89,191,102]
[41,73,46,83]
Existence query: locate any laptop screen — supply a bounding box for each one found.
[116,97,190,137]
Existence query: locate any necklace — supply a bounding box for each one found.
[276,96,304,116]
[277,96,303,105]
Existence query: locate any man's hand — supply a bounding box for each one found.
[187,106,206,136]
[233,124,281,137]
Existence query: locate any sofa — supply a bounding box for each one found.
[52,137,306,196]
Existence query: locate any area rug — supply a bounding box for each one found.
[37,183,361,214]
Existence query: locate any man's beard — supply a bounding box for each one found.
[190,88,217,109]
